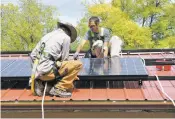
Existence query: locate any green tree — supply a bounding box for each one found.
[1,0,58,51]
[1,4,22,51]
[112,0,168,27]
[112,0,175,47]
[157,36,175,48]
[152,3,175,40]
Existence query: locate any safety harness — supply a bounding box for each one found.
[41,52,61,79]
[88,27,105,48]
[31,42,46,95]
[84,27,105,58]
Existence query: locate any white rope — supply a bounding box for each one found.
[139,54,145,66]
[42,82,47,119]
[155,75,175,106]
[141,57,145,66]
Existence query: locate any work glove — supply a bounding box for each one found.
[73,52,79,60]
[92,40,103,50]
[74,76,79,80]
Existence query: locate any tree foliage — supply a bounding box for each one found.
[157,36,175,48]
[1,0,174,51]
[1,0,58,51]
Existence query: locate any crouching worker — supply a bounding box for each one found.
[30,21,82,98]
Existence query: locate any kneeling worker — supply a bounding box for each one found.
[30,21,82,98]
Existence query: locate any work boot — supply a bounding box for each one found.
[34,79,53,96]
[34,78,44,96]
[49,87,72,98]
[45,81,55,95]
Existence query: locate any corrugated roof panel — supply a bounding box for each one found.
[154,81,174,87]
[0,90,9,99]
[142,81,164,100]
[125,89,145,100]
[71,89,90,100]
[170,81,175,87]
[140,86,152,100]
[18,89,38,101]
[144,87,164,100]
[153,81,175,100]
[107,89,126,100]
[161,87,175,100]
[1,85,175,102]
[1,89,26,101]
[89,89,108,100]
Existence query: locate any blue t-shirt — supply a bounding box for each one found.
[84,27,111,48]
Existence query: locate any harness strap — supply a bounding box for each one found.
[89,27,105,47]
[52,62,61,79]
[42,52,62,79]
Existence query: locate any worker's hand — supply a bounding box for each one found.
[56,61,62,68]
[92,40,103,49]
[74,76,79,80]
[73,52,79,60]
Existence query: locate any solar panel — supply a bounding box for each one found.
[1,59,31,77]
[1,57,148,78]
[79,57,148,76]
[1,59,16,72]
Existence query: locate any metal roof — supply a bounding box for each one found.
[1,50,175,111]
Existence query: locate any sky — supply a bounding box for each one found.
[1,0,111,26]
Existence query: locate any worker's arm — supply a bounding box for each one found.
[73,39,87,59]
[76,39,87,53]
[74,30,89,59]
[76,30,90,53]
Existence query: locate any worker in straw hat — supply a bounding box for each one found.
[30,21,82,98]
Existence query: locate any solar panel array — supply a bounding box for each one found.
[1,57,148,78]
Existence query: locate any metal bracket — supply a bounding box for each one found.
[139,80,142,86]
